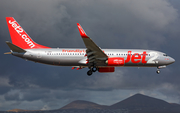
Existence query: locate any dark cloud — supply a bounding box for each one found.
[0,0,180,111]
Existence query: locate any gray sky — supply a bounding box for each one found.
[0,0,180,111]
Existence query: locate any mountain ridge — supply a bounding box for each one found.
[60,100,107,109]
[59,93,180,112]
[109,93,170,109]
[7,93,180,113]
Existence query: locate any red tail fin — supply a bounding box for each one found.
[6,17,50,49]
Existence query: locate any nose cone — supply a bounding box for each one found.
[170,57,175,64]
[171,58,175,63]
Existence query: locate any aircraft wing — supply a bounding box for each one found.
[77,23,108,66]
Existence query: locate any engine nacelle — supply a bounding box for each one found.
[106,57,124,66]
[98,67,115,73]
[158,65,166,69]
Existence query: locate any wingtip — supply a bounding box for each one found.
[77,23,89,38]
[6,17,14,20]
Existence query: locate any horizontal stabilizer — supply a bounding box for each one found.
[6,41,26,53]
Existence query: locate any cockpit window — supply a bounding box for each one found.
[163,54,167,56]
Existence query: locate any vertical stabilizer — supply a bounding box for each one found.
[6,17,50,49]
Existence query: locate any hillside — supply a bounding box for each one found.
[6,94,180,113]
[60,100,107,109]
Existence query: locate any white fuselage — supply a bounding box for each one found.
[12,48,175,68]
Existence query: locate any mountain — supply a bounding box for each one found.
[59,94,180,113]
[6,94,180,113]
[60,100,107,109]
[109,93,180,112]
[110,93,170,109]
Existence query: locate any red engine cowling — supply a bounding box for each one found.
[98,67,115,73]
[106,57,124,66]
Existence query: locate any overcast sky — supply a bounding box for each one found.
[0,0,180,111]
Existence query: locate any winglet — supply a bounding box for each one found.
[77,23,89,38]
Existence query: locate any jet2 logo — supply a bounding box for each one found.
[125,51,147,63]
[9,20,35,48]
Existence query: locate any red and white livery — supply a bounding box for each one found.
[5,17,175,76]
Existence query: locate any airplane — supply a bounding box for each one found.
[5,17,175,76]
